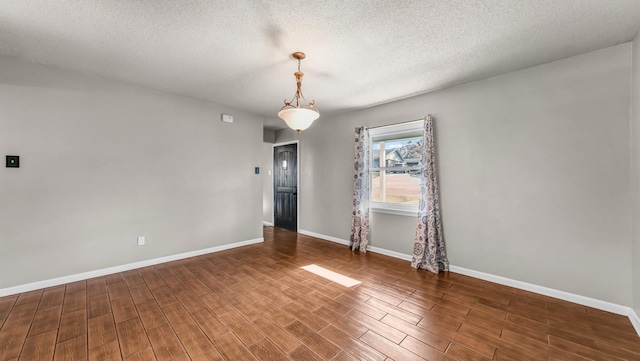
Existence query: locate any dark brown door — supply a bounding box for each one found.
[274,144,297,231]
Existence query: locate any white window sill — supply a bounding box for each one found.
[370,207,418,217]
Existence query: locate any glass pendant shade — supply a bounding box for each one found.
[278,107,319,133]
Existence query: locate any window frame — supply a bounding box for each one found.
[369,120,423,217]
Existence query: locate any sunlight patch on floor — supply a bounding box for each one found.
[301,264,361,287]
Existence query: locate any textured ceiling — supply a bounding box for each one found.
[1,1,640,130]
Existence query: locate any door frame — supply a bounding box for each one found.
[272,140,300,232]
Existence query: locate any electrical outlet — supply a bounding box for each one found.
[137,236,145,246]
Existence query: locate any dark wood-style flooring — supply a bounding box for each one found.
[1,227,639,360]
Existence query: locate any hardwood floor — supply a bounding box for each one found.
[1,226,639,360]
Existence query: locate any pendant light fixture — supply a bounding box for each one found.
[278,52,319,133]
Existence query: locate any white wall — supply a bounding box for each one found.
[631,33,640,315]
[277,43,633,306]
[0,57,264,289]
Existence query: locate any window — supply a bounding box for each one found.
[369,121,423,216]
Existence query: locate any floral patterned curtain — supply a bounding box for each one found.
[350,126,370,252]
[411,115,449,273]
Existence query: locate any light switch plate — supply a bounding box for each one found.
[6,155,19,168]
[221,113,233,123]
[137,236,145,246]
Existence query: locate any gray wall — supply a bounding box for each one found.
[262,141,274,224]
[263,128,276,143]
[0,57,263,289]
[277,43,633,306]
[632,33,640,315]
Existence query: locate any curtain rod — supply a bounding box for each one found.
[366,115,429,130]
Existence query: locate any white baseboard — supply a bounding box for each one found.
[449,265,634,318]
[367,246,413,261]
[299,229,349,246]
[298,229,640,336]
[0,237,264,298]
[299,229,412,261]
[263,221,273,227]
[630,308,640,336]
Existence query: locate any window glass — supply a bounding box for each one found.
[369,122,423,215]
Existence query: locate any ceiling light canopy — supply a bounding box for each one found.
[278,52,319,133]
